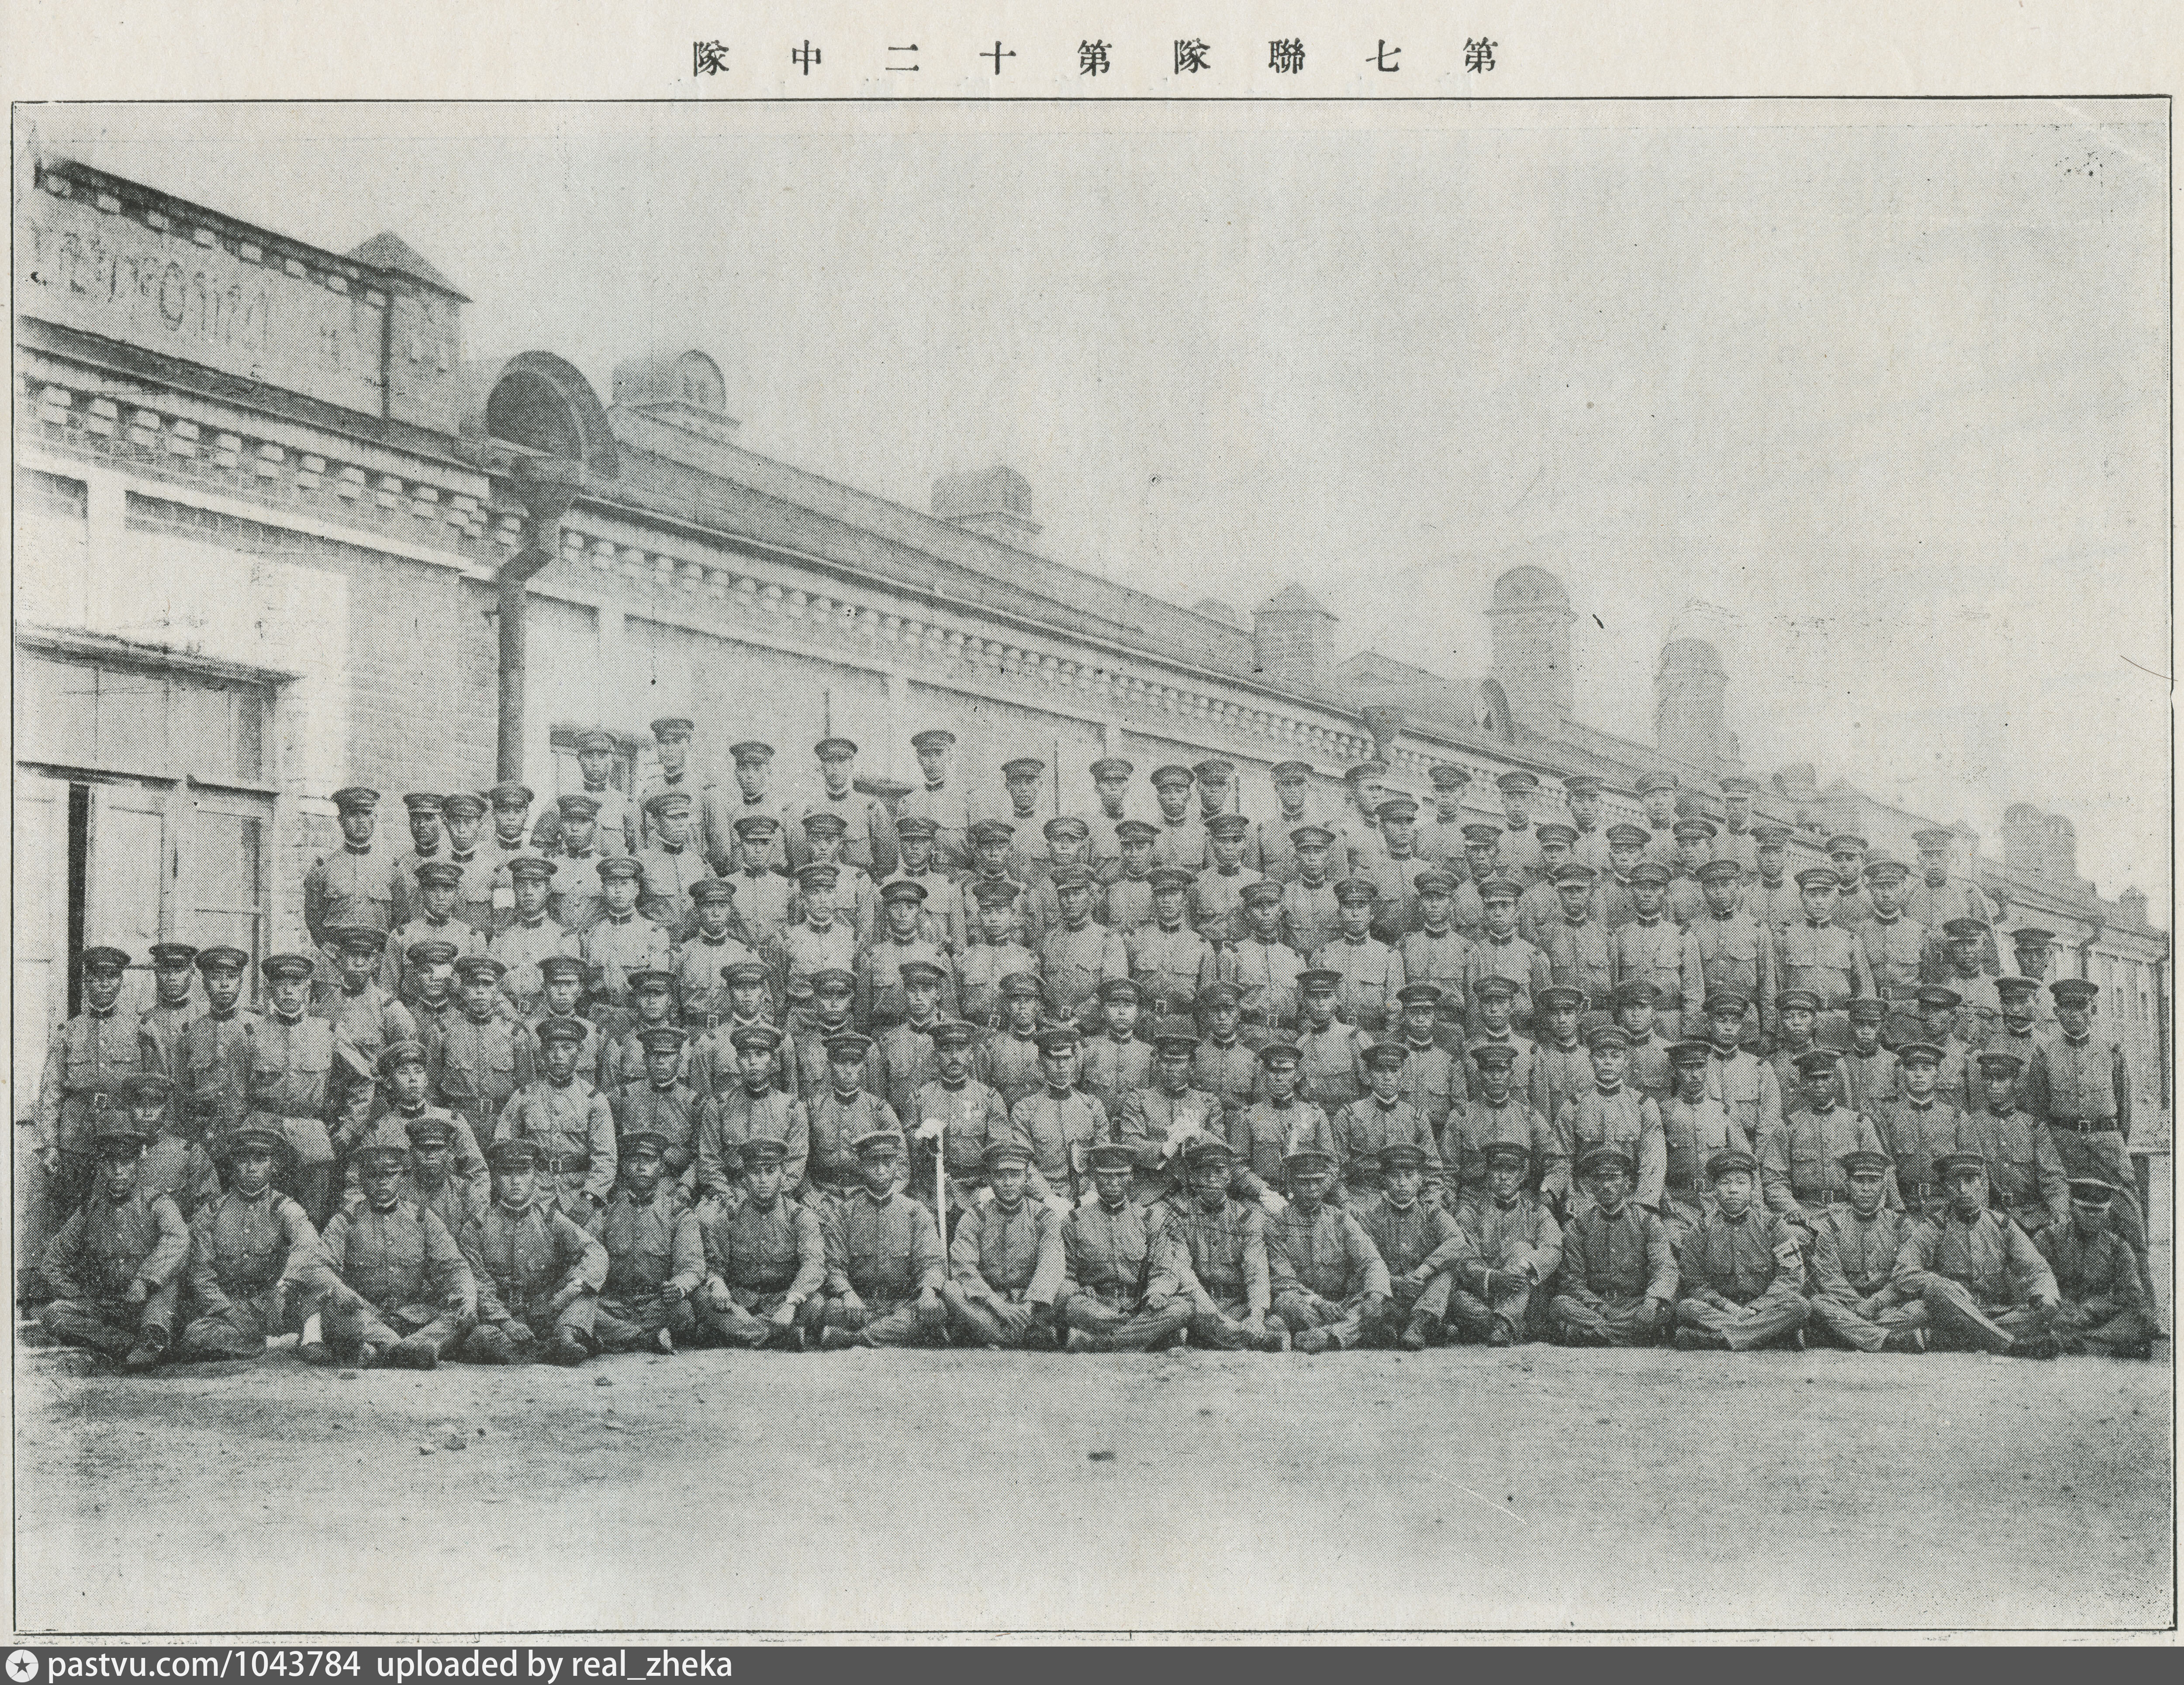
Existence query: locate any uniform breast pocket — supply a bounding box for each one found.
[486,1045,517,1081]
[1790,1146,1825,1187]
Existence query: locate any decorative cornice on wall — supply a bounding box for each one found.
[18,366,495,547]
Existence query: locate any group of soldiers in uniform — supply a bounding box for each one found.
[28,720,2162,1367]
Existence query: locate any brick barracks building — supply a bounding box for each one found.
[13,154,2171,1233]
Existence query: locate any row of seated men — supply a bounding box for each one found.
[36,1094,2153,1369]
[33,921,2153,1322]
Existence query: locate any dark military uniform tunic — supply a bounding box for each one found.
[176,1186,332,1360]
[820,1187,948,1346]
[496,1077,618,1211]
[175,1008,257,1142]
[695,1194,828,1346]
[1009,1089,1109,1204]
[430,1014,537,1137]
[1267,1200,1392,1347]
[1165,1194,1274,1349]
[591,1189,705,1349]
[38,1189,191,1356]
[611,1083,706,1187]
[35,1009,159,1203]
[695,1087,810,1203]
[1893,1207,2059,1353]
[1807,1203,1926,1352]
[458,1199,608,1353]
[1673,1205,1809,1349]
[1548,1203,1677,1346]
[1057,1197,1192,1350]
[945,1198,1067,1346]
[318,1200,474,1357]
[2035,1221,2155,1357]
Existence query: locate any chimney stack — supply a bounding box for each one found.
[1487,566,1575,728]
[1252,585,1339,694]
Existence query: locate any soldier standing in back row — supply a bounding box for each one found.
[36,945,160,1218]
[390,792,449,929]
[897,730,970,872]
[2023,980,2149,1306]
[532,730,635,858]
[496,1017,617,1221]
[138,943,202,1087]
[1776,868,1872,1049]
[1907,827,2000,976]
[174,945,256,1139]
[304,787,394,965]
[634,717,700,851]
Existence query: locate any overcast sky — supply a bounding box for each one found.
[28,100,2170,914]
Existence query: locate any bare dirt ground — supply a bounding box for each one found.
[17,1156,2173,1638]
[14,1333,2171,1637]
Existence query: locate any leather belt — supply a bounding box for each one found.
[535,1152,592,1173]
[1877,986,1925,1002]
[2050,1118,2119,1135]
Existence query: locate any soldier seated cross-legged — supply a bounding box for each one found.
[693,1137,828,1351]
[1548,1146,1677,1347]
[1671,1149,1811,1352]
[940,1141,1068,1349]
[307,1142,476,1371]
[1449,1140,1562,1346]
[1265,1147,1392,1354]
[1349,1142,1472,1349]
[1055,1143,1193,1353]
[173,1124,336,1363]
[590,1131,705,1355]
[454,1139,608,1366]
[1167,1138,1287,1352]
[1892,1152,2062,1359]
[1804,1150,1931,1353]
[2037,1176,2158,1359]
[38,1120,191,1371]
[817,1129,949,1349]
